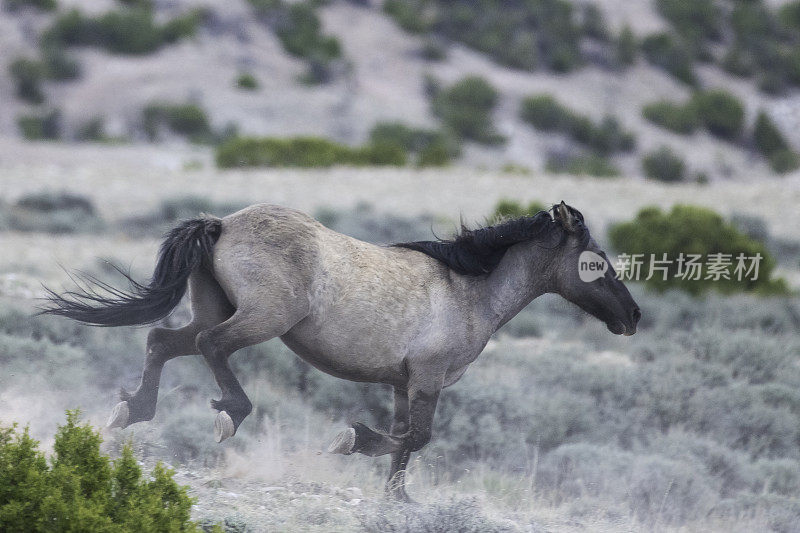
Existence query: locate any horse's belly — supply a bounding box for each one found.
[279,327,409,385]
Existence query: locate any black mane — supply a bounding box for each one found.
[394,208,577,276]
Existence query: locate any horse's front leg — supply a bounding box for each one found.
[387,387,412,502]
[328,374,442,501]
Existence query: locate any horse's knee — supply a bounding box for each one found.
[405,427,432,452]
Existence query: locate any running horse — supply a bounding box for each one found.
[43,201,640,501]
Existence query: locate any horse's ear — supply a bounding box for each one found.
[555,201,580,233]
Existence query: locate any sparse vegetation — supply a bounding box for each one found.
[691,89,745,141]
[615,25,637,67]
[608,205,787,295]
[368,122,457,167]
[753,111,800,173]
[249,0,342,84]
[235,73,259,90]
[546,153,620,177]
[0,411,198,532]
[655,0,721,52]
[143,103,212,142]
[17,110,62,141]
[215,136,409,168]
[643,90,746,143]
[0,191,104,234]
[520,94,635,155]
[642,146,685,182]
[383,0,586,72]
[1,198,800,530]
[432,76,503,144]
[9,58,46,104]
[640,32,697,85]
[642,100,699,134]
[492,199,546,221]
[75,117,106,142]
[42,6,202,55]
[3,0,56,11]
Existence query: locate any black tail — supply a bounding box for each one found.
[40,217,222,327]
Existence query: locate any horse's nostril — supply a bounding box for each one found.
[632,308,642,323]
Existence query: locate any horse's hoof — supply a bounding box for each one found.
[387,490,416,504]
[327,427,356,455]
[214,411,235,443]
[107,401,129,429]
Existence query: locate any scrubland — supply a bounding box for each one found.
[1,177,799,532]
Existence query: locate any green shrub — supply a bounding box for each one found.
[642,146,685,182]
[520,94,570,131]
[3,0,56,11]
[608,205,787,295]
[354,141,408,166]
[235,73,258,90]
[641,32,697,85]
[3,191,105,234]
[433,76,503,144]
[546,153,620,177]
[780,1,800,31]
[368,121,456,166]
[656,0,721,46]
[383,0,430,33]
[521,94,635,155]
[752,111,799,174]
[0,411,199,532]
[642,100,699,134]
[383,0,583,72]
[616,25,637,67]
[691,90,745,140]
[143,103,211,141]
[17,110,61,140]
[420,37,446,60]
[40,45,81,80]
[42,7,201,55]
[9,58,46,103]
[768,149,800,174]
[276,3,340,61]
[581,4,609,41]
[249,0,341,84]
[215,136,410,168]
[76,117,106,142]
[492,199,546,220]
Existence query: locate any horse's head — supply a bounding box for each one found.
[550,202,640,336]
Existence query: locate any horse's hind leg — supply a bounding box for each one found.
[108,272,233,429]
[195,301,306,442]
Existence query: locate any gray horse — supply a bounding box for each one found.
[43,201,640,501]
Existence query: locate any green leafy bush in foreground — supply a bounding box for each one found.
[216,136,408,168]
[608,205,788,295]
[0,411,198,532]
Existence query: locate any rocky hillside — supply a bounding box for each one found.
[3,0,800,181]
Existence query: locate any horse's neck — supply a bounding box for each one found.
[481,242,555,330]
